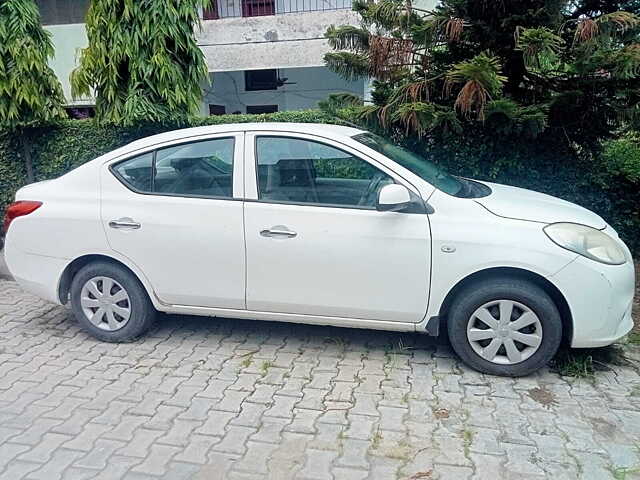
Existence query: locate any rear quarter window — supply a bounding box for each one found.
[112,152,153,192]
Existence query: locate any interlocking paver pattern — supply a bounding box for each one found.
[0,279,639,479]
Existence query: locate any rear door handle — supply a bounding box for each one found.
[260,226,297,238]
[109,218,141,230]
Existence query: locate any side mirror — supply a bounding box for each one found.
[377,184,412,212]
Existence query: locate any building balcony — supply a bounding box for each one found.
[203,0,353,19]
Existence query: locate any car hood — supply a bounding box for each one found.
[474,181,607,229]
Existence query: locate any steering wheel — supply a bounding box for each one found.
[357,172,386,206]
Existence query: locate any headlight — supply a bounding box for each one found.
[543,223,627,265]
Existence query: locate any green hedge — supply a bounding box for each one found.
[403,129,640,254]
[1,109,638,254]
[0,110,338,221]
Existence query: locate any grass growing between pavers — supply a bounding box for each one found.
[628,331,640,345]
[550,345,635,378]
[611,465,640,480]
[551,259,639,379]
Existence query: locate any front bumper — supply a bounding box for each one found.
[550,252,635,348]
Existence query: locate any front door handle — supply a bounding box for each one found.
[260,226,297,238]
[109,217,141,230]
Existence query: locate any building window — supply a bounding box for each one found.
[203,1,219,19]
[36,0,90,25]
[65,107,95,120]
[209,105,226,116]
[245,70,278,91]
[242,0,275,17]
[247,105,278,114]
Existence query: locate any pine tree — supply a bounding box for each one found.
[71,0,211,125]
[324,1,640,144]
[0,0,65,181]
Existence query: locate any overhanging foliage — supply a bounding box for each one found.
[71,0,212,125]
[324,1,640,144]
[0,0,65,128]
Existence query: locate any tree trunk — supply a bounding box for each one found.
[20,130,35,183]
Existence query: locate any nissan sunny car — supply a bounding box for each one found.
[3,123,635,376]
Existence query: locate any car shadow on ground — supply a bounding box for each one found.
[150,310,635,379]
[154,310,446,355]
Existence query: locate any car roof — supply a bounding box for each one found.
[116,122,366,157]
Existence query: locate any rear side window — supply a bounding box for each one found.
[111,138,235,198]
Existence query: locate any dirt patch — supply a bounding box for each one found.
[433,407,450,419]
[527,386,558,409]
[408,472,433,479]
[588,417,617,439]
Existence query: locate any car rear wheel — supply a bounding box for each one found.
[447,277,562,376]
[70,261,155,342]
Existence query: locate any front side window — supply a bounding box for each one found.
[352,132,464,197]
[112,138,235,199]
[256,136,393,208]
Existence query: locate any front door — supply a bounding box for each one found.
[101,133,246,309]
[243,132,431,323]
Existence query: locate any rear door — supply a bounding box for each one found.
[101,133,246,309]
[243,131,431,323]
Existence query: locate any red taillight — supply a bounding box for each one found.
[3,201,43,234]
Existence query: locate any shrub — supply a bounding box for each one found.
[602,132,640,183]
[0,110,338,219]
[400,125,640,254]
[0,109,638,254]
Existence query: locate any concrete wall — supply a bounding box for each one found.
[197,9,360,72]
[202,67,364,113]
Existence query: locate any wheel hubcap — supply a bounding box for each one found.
[80,276,131,331]
[466,299,543,365]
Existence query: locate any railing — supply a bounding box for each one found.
[203,0,353,19]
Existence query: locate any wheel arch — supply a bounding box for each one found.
[57,254,156,306]
[436,266,573,346]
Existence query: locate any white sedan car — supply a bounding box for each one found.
[3,123,635,376]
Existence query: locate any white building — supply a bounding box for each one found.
[37,0,436,116]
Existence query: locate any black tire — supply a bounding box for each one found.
[70,261,156,342]
[447,277,562,377]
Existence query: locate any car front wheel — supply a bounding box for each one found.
[447,277,562,376]
[70,261,156,342]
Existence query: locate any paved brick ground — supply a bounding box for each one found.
[0,279,639,479]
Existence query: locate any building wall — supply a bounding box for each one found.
[202,67,364,114]
[41,0,439,109]
[45,24,91,106]
[36,0,90,25]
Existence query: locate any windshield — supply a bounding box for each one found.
[352,133,463,196]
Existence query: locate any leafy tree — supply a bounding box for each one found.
[0,0,65,181]
[71,0,211,125]
[323,1,640,145]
